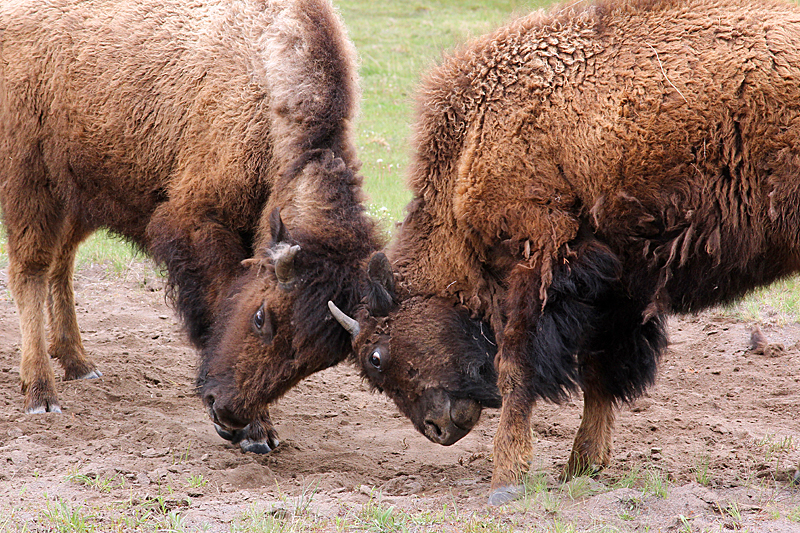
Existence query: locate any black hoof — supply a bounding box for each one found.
[239,437,279,454]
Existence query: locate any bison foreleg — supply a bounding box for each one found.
[236,413,281,454]
[490,239,623,505]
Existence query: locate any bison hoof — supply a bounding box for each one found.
[78,369,103,380]
[239,437,280,454]
[25,402,62,414]
[792,469,800,486]
[487,484,524,506]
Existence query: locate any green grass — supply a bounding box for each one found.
[725,276,800,324]
[1,0,800,531]
[341,0,547,222]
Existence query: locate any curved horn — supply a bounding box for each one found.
[273,244,301,285]
[327,301,360,338]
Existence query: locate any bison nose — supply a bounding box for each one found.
[449,397,482,430]
[419,389,482,446]
[204,391,248,432]
[424,418,444,439]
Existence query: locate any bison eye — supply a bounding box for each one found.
[253,306,266,331]
[369,348,382,369]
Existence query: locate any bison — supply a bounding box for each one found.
[330,0,800,505]
[0,0,384,452]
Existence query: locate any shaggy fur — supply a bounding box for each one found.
[350,0,800,502]
[1,0,382,450]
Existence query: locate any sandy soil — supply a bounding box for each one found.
[0,261,798,532]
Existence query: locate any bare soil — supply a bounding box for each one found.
[1,262,799,531]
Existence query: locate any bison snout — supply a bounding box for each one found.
[203,391,249,432]
[420,389,482,445]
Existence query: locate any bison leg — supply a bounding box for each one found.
[566,377,615,478]
[567,296,668,478]
[4,172,65,413]
[490,238,624,505]
[237,413,281,454]
[489,372,534,505]
[9,259,61,414]
[46,221,101,382]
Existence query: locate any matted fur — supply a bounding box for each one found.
[1,0,382,448]
[350,0,800,502]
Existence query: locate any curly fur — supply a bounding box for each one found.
[1,0,382,431]
[378,0,800,494]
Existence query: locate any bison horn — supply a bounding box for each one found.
[327,301,360,338]
[272,244,301,286]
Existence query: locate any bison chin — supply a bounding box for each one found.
[413,388,482,445]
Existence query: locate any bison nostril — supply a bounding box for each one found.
[424,419,443,438]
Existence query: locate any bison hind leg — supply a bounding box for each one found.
[566,299,668,478]
[46,221,101,382]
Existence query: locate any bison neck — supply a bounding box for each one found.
[390,199,508,332]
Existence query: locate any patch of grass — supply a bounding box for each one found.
[642,467,669,499]
[64,469,124,494]
[561,476,604,500]
[356,498,410,533]
[693,455,711,487]
[339,0,549,224]
[38,499,98,533]
[754,434,797,478]
[723,276,800,324]
[233,505,290,533]
[186,474,208,490]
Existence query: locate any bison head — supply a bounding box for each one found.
[196,152,376,443]
[329,253,501,445]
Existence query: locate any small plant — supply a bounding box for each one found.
[39,499,97,533]
[618,495,642,522]
[562,475,604,500]
[233,505,289,533]
[612,463,643,490]
[357,498,409,533]
[693,456,711,486]
[678,515,693,533]
[642,467,669,499]
[65,469,123,493]
[788,506,800,523]
[173,442,192,465]
[186,474,208,489]
[463,517,514,533]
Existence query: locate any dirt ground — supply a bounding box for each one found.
[0,261,799,532]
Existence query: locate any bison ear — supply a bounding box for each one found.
[269,207,290,244]
[366,252,395,317]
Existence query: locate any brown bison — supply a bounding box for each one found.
[330,0,800,505]
[0,0,384,452]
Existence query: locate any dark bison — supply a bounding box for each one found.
[330,0,800,505]
[0,0,384,452]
